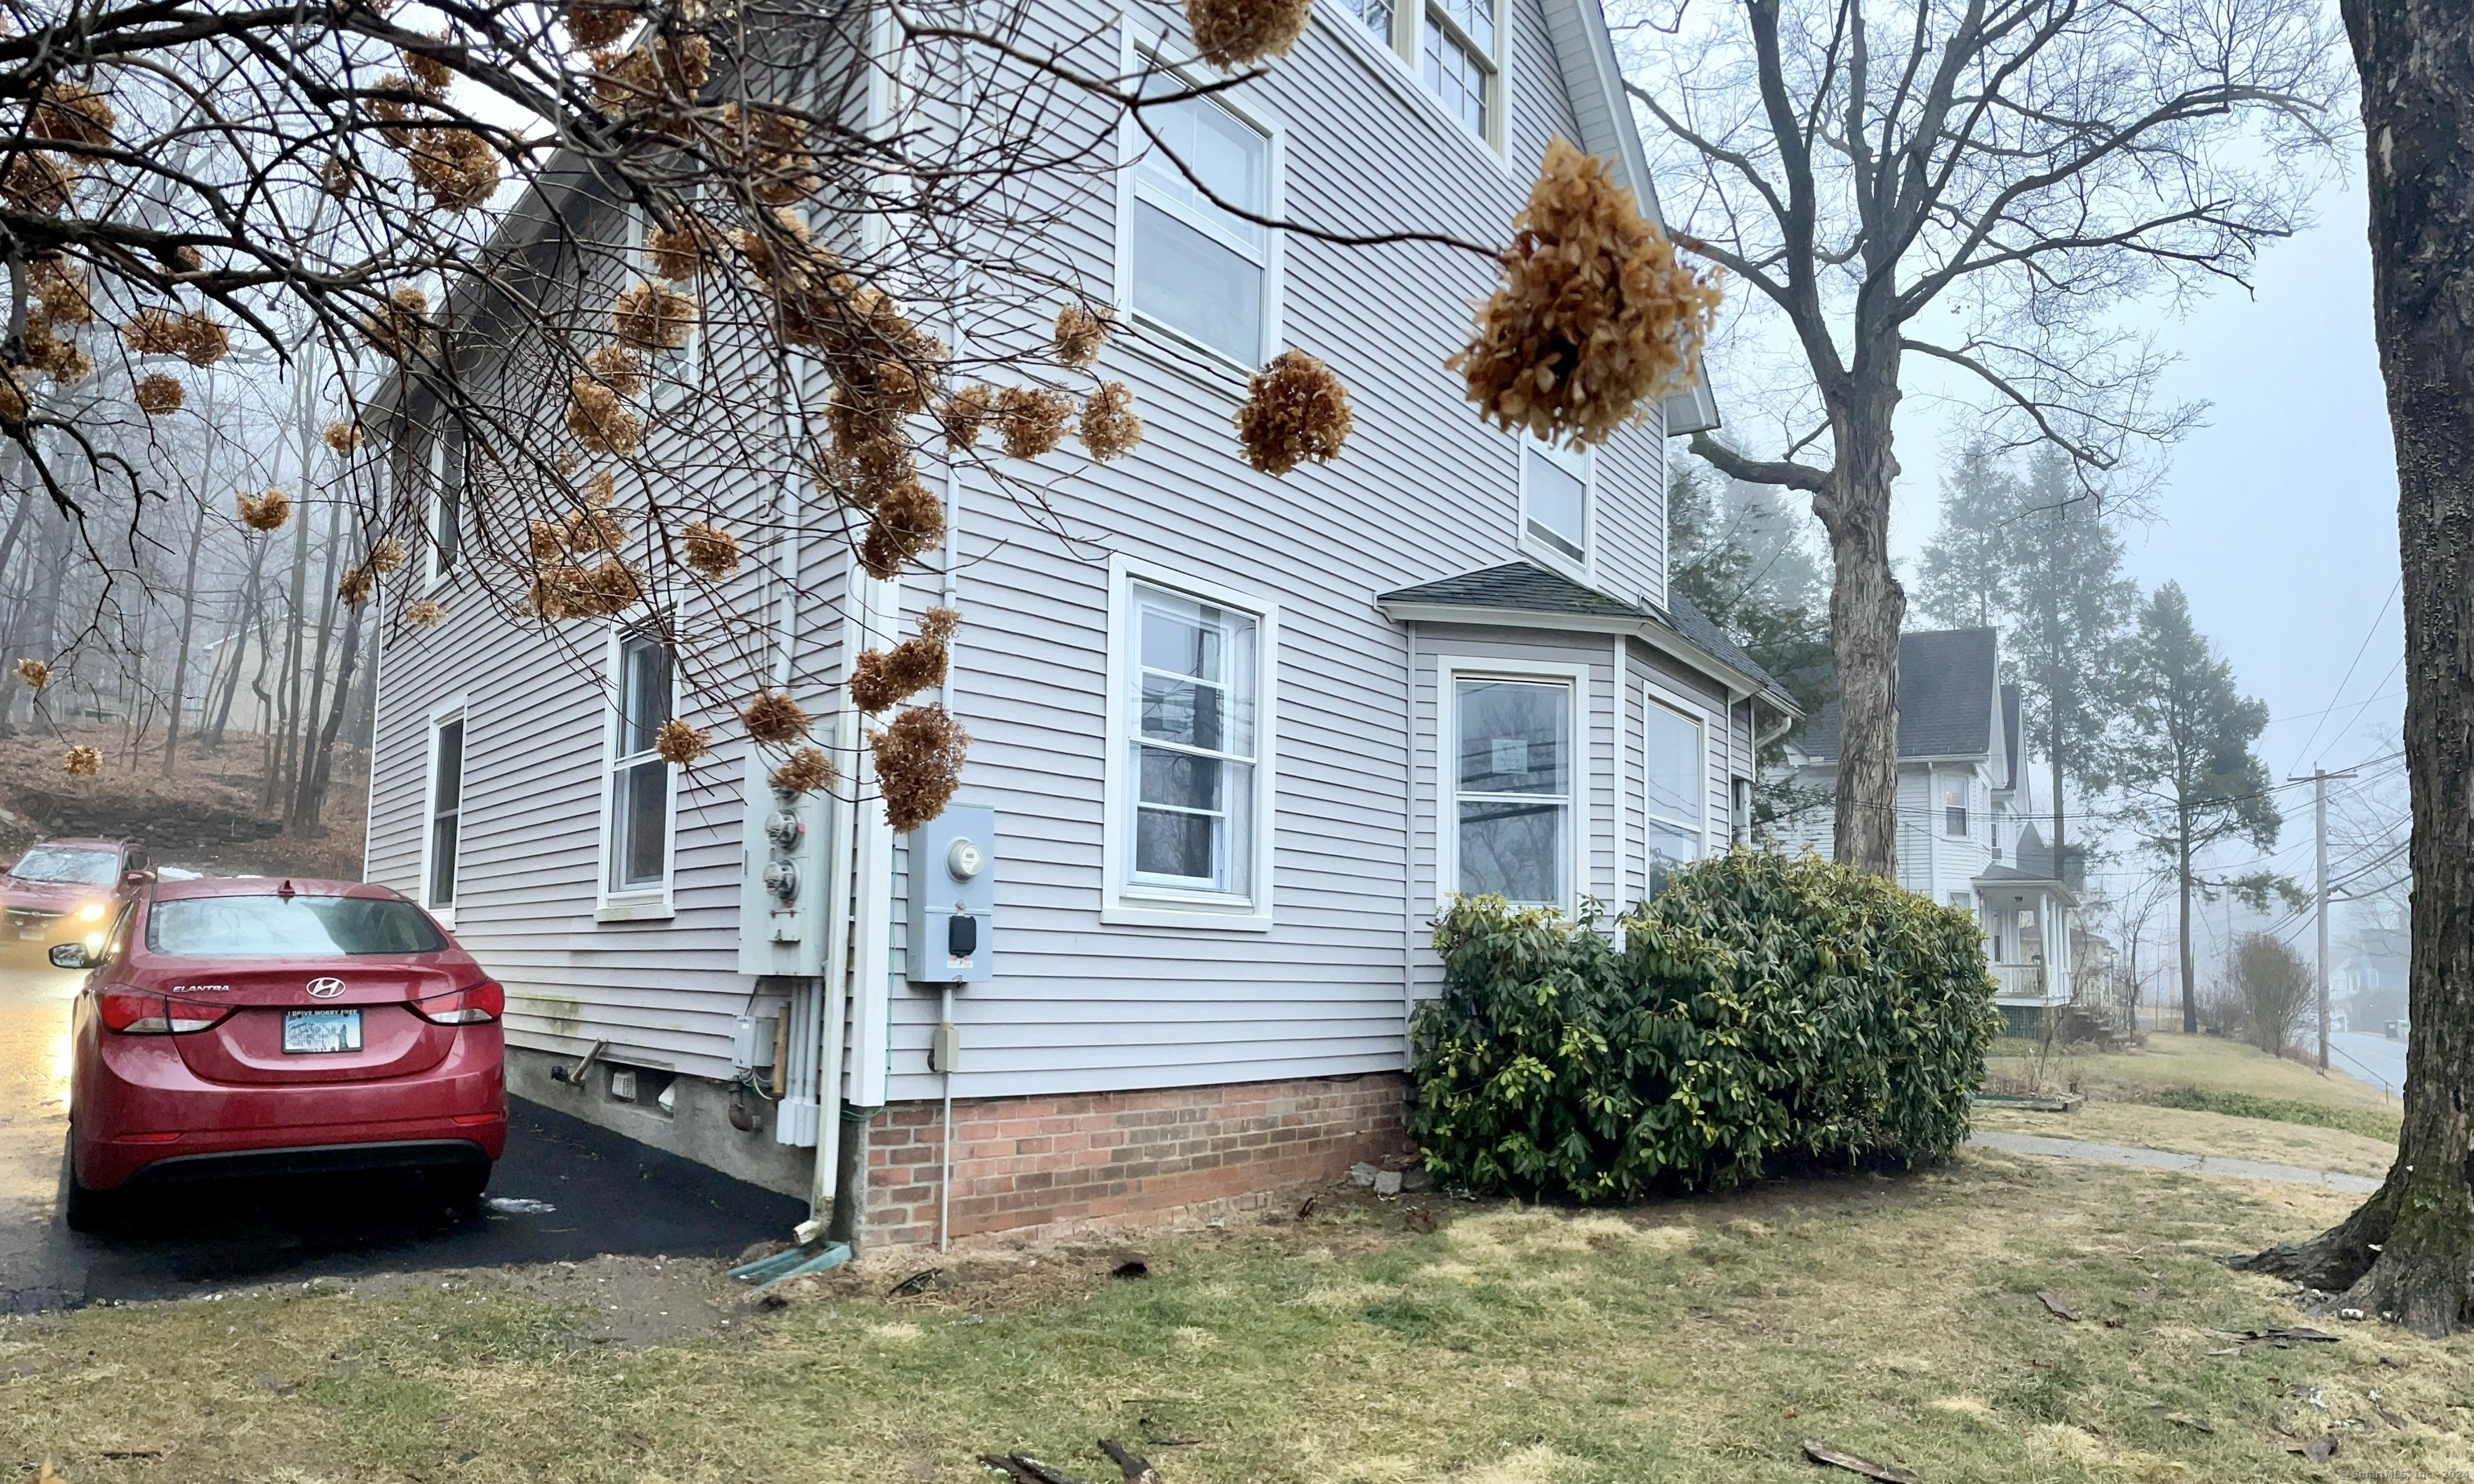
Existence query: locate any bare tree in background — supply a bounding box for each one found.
[1615,0,2348,877]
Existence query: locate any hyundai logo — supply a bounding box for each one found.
[306,977,346,999]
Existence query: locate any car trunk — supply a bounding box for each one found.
[147,961,465,1085]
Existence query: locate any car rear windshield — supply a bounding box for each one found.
[10,846,118,887]
[147,895,447,957]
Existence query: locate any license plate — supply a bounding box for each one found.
[16,928,40,940]
[283,1009,362,1054]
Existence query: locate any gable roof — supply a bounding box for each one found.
[1792,627,2000,763]
[1376,560,1794,710]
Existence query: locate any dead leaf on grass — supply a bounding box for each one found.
[2286,1435,2338,1464]
[2038,1292,2081,1322]
[1802,1438,1921,1483]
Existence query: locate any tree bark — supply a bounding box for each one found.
[160,495,209,775]
[2240,0,2474,1335]
[294,596,363,833]
[1813,386,1904,879]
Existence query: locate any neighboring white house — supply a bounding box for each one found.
[1770,627,2073,1034]
[363,0,1798,1248]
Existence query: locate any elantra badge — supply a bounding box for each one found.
[306,977,346,999]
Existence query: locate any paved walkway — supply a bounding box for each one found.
[1967,1131,2383,1194]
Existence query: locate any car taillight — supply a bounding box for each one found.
[97,989,228,1035]
[415,980,503,1025]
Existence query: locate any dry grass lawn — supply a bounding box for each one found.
[1972,1099,2398,1178]
[4,1142,2472,1484]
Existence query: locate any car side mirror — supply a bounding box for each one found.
[48,943,92,970]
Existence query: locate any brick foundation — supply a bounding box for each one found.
[860,1073,1407,1247]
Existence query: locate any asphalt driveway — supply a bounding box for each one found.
[0,960,805,1312]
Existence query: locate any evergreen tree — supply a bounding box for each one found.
[1915,439,2022,630]
[2111,583,2282,1035]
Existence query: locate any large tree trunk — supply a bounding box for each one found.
[161,496,209,775]
[2240,0,2474,1336]
[1814,387,1904,878]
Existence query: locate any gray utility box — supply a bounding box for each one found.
[905,804,994,985]
[738,748,838,978]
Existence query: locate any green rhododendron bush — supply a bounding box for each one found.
[1409,850,2003,1201]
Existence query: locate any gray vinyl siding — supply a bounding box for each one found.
[370,0,1715,1107]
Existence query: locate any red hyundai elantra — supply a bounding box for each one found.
[59,876,506,1230]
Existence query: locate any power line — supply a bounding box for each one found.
[2290,577,2401,774]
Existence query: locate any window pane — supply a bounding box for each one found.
[1136,593,1254,757]
[618,637,669,756]
[1421,16,1488,134]
[1456,680,1567,796]
[1647,820,1698,874]
[150,895,447,957]
[431,430,463,572]
[434,719,464,813]
[616,758,668,888]
[1134,95,1267,248]
[1344,0,1394,41]
[1140,605,1221,680]
[1132,200,1264,364]
[1458,799,1565,904]
[1136,807,1218,882]
[1141,674,1228,753]
[1645,706,1701,824]
[1524,447,1587,560]
[428,812,459,907]
[1139,747,1224,812]
[1432,0,1494,51]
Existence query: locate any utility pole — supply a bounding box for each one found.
[2290,767,2358,1073]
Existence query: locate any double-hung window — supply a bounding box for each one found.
[425,420,463,588]
[1104,560,1277,928]
[1342,0,1505,149]
[1520,438,1592,572]
[423,709,465,924]
[1644,701,1705,889]
[1450,675,1575,907]
[1943,783,1970,838]
[605,627,674,904]
[1126,82,1274,367]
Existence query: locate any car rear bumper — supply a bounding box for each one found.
[74,1030,506,1190]
[118,1137,494,1188]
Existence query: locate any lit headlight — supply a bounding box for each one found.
[77,903,105,923]
[82,932,103,953]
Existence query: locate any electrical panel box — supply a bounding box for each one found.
[738,748,838,977]
[905,804,995,985]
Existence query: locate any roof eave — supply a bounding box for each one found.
[1379,597,1798,714]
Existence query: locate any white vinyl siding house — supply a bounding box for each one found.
[364,0,1789,1228]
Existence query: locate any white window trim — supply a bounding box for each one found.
[594,621,679,922]
[1113,35,1287,381]
[417,694,469,930]
[1312,0,1515,169]
[1101,553,1280,932]
[1437,655,1592,915]
[1941,771,1971,840]
[1518,436,1596,581]
[624,202,705,413]
[423,423,458,592]
[1640,688,1711,864]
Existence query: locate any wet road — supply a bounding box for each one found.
[0,961,805,1311]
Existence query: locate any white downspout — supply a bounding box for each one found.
[936,421,963,1252]
[847,572,899,1113]
[1400,624,1417,1067]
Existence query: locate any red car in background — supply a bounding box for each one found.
[2,837,147,960]
[57,877,506,1230]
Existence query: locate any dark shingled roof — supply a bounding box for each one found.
[1975,823,2078,899]
[1376,562,1792,704]
[1793,627,1999,763]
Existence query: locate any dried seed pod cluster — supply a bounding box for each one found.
[1078,382,1143,462]
[122,308,228,366]
[870,705,968,833]
[237,487,293,531]
[562,0,635,50]
[526,558,644,620]
[366,536,408,575]
[611,280,698,351]
[644,221,706,281]
[404,127,500,213]
[566,376,643,456]
[62,745,100,778]
[323,419,363,455]
[1052,303,1111,368]
[586,343,647,399]
[858,477,945,581]
[740,688,811,744]
[12,659,50,690]
[405,599,447,629]
[1183,0,1315,68]
[939,385,993,452]
[337,565,376,606]
[134,374,184,415]
[1235,349,1353,475]
[680,520,739,580]
[362,286,429,361]
[848,606,960,713]
[769,746,835,795]
[654,717,710,764]
[1453,137,1722,448]
[996,387,1071,461]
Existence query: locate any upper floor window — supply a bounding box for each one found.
[1103,559,1279,930]
[1943,784,1969,838]
[1348,0,1505,148]
[1645,702,1704,887]
[1342,0,1395,44]
[425,419,463,589]
[424,710,465,922]
[1451,673,1574,908]
[606,626,674,903]
[1521,439,1592,571]
[627,202,704,409]
[1127,87,1274,367]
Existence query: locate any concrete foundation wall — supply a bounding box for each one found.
[504,1045,812,1201]
[858,1073,1408,1248]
